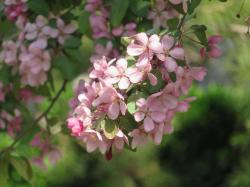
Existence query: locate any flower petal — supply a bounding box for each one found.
[170,47,185,60]
[118,77,130,89]
[108,102,120,120]
[143,116,154,132]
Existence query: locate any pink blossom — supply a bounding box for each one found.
[20,88,43,104]
[129,129,148,149]
[93,86,126,120]
[107,58,132,89]
[148,0,179,28]
[6,109,22,137]
[89,56,114,80]
[90,42,120,62]
[157,35,185,72]
[19,46,51,86]
[24,16,49,40]
[89,14,110,39]
[127,33,163,66]
[112,130,129,151]
[56,18,76,44]
[200,35,223,59]
[4,0,27,21]
[0,40,18,66]
[134,98,165,132]
[67,118,85,136]
[82,129,108,154]
[112,23,137,37]
[85,0,102,12]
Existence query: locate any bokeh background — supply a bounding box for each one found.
[1,1,250,187]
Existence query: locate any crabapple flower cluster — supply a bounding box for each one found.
[0,14,76,86]
[85,0,137,61]
[67,32,207,157]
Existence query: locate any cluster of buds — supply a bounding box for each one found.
[4,0,27,21]
[0,109,22,137]
[67,32,207,158]
[0,15,76,86]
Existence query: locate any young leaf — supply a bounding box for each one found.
[110,0,130,26]
[27,0,49,16]
[191,24,208,47]
[63,37,82,49]
[130,0,149,17]
[10,156,33,181]
[101,119,119,139]
[188,0,202,14]
[119,113,137,132]
[78,11,92,37]
[53,54,78,81]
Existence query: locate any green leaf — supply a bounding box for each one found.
[0,157,9,187]
[101,119,119,139]
[110,0,130,26]
[63,37,82,49]
[0,65,12,84]
[188,0,202,14]
[191,24,208,47]
[127,92,147,114]
[78,11,92,36]
[130,0,149,17]
[119,113,137,132]
[27,0,49,16]
[53,54,78,81]
[10,156,33,181]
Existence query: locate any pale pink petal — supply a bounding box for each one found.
[191,67,207,81]
[170,47,185,60]
[148,73,158,86]
[64,23,77,34]
[164,95,178,109]
[128,69,144,83]
[86,140,98,152]
[119,101,127,115]
[108,66,119,76]
[162,35,174,50]
[164,57,177,72]
[116,58,127,70]
[114,138,124,150]
[127,44,145,56]
[36,15,47,28]
[134,112,145,122]
[151,112,165,123]
[149,34,163,53]
[143,117,154,132]
[118,77,130,89]
[135,32,148,46]
[108,102,120,120]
